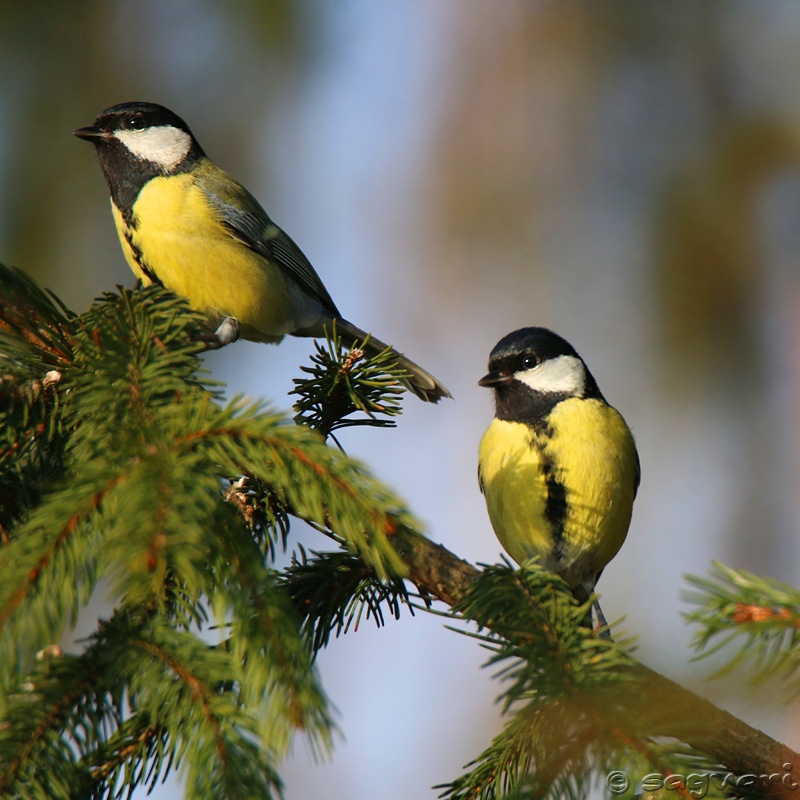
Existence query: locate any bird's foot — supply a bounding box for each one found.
[194,316,240,351]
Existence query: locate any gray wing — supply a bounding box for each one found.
[202,186,341,317]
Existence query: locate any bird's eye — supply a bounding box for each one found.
[127,116,146,131]
[521,355,538,369]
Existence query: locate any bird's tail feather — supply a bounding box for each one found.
[333,318,451,404]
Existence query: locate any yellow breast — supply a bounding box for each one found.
[111,174,293,343]
[478,398,637,588]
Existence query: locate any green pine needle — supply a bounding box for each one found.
[0,265,422,799]
[291,325,405,441]
[281,545,414,655]
[4,264,759,800]
[437,561,644,800]
[684,561,800,690]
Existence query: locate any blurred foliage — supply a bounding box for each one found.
[685,561,800,691]
[655,118,800,386]
[422,3,800,389]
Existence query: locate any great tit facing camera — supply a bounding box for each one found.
[73,102,450,403]
[478,327,639,617]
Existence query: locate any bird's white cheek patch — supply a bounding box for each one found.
[515,355,586,395]
[114,126,192,170]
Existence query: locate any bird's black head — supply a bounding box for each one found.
[479,327,604,424]
[74,102,205,215]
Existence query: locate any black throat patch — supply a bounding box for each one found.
[493,379,569,427]
[95,141,201,228]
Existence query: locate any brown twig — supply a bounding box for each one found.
[391,526,800,787]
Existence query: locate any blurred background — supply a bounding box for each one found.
[3,1,800,797]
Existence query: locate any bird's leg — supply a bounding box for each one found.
[576,577,612,639]
[592,599,611,639]
[194,316,240,350]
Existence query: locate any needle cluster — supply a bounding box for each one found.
[0,266,419,799]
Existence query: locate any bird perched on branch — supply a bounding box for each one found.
[74,101,450,403]
[478,327,639,626]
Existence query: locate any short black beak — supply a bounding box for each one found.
[478,370,511,388]
[73,125,111,142]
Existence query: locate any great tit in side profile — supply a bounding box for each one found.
[478,327,639,621]
[73,102,450,403]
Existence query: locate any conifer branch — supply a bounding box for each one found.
[0,265,74,368]
[291,326,404,440]
[83,718,161,791]
[685,561,800,689]
[2,264,799,799]
[0,472,124,633]
[281,546,414,655]
[386,528,800,794]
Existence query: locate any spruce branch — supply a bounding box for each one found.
[81,715,166,798]
[0,266,419,797]
[685,561,800,690]
[209,505,335,758]
[173,400,413,578]
[0,368,66,532]
[3,264,800,799]
[427,563,633,799]
[291,324,404,442]
[280,545,415,655]
[0,646,107,798]
[223,474,292,560]
[111,615,283,800]
[0,264,74,372]
[379,529,800,797]
[0,266,73,532]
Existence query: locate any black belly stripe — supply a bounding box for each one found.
[530,425,568,562]
[544,468,567,560]
[124,230,162,286]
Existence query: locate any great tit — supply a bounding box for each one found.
[73,102,450,403]
[478,327,639,618]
